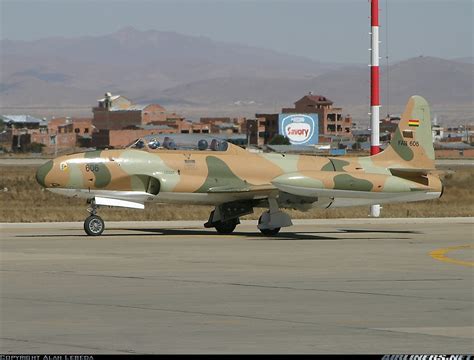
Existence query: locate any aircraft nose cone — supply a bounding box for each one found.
[36,160,54,187]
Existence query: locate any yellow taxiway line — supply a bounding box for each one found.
[429,244,474,267]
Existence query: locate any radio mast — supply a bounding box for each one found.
[370,0,381,217]
[370,0,381,156]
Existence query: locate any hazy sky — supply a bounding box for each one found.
[1,0,472,63]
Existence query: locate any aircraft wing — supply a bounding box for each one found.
[95,196,145,209]
[389,167,437,175]
[207,184,276,193]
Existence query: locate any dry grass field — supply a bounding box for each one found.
[0,165,472,223]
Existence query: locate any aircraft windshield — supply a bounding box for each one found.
[127,134,230,152]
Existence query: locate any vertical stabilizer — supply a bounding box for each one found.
[371,96,435,169]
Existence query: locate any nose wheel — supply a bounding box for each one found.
[84,215,105,236]
[84,199,105,236]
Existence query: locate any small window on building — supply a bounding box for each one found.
[74,128,80,133]
[84,128,89,133]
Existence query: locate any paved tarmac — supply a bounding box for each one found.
[1,218,473,354]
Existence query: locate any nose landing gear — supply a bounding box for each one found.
[84,215,105,236]
[84,199,105,236]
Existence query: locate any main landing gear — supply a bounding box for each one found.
[258,211,281,236]
[204,209,241,234]
[256,198,292,236]
[204,200,253,235]
[84,199,105,236]
[214,217,239,234]
[205,199,293,236]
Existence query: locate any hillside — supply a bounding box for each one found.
[1,28,472,125]
[1,27,335,108]
[159,56,473,107]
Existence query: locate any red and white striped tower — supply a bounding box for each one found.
[370,0,381,155]
[370,0,381,217]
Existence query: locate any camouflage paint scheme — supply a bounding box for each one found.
[36,96,443,212]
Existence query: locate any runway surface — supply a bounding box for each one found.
[1,218,473,354]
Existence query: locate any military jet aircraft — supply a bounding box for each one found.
[36,96,443,236]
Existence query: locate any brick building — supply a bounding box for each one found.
[0,115,94,153]
[150,118,210,134]
[200,117,246,135]
[254,93,353,145]
[282,93,352,136]
[92,93,169,130]
[254,114,278,146]
[0,115,48,151]
[92,126,177,149]
[33,117,94,152]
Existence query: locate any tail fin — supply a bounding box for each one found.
[372,95,435,169]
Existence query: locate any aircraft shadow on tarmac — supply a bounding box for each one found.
[15,228,419,241]
[114,227,419,241]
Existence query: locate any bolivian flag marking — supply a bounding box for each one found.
[408,119,420,127]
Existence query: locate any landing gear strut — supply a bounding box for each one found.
[258,212,281,236]
[257,197,292,236]
[84,199,105,236]
[204,201,253,234]
[204,209,240,234]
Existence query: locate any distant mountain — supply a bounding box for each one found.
[453,56,474,64]
[158,56,474,107]
[1,28,472,126]
[1,27,338,108]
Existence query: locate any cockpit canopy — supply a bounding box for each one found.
[127,134,230,152]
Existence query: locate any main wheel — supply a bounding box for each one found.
[84,215,105,236]
[214,219,238,234]
[258,213,281,236]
